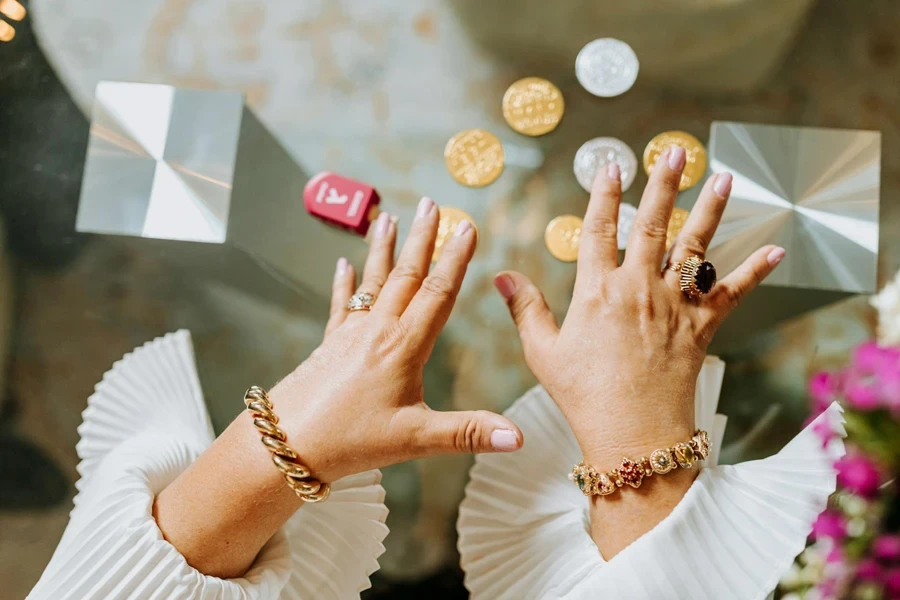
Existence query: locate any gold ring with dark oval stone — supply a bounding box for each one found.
[667,255,717,298]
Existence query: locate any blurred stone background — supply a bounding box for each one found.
[0,0,897,598]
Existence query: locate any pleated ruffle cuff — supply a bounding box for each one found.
[28,330,389,600]
[457,383,846,600]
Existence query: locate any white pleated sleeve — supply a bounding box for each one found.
[28,330,390,600]
[457,358,846,600]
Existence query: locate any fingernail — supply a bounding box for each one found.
[374,211,391,238]
[417,196,434,219]
[454,219,472,237]
[606,161,621,182]
[713,172,733,197]
[668,145,686,171]
[336,257,348,276]
[490,429,519,452]
[767,247,786,266]
[493,274,517,300]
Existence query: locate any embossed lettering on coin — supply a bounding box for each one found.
[643,131,707,191]
[502,77,565,136]
[432,206,477,262]
[444,129,505,187]
[574,137,638,193]
[545,215,584,262]
[666,207,690,248]
[575,38,639,98]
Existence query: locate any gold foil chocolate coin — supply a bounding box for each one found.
[666,207,690,248]
[643,131,707,191]
[432,206,477,263]
[444,129,505,187]
[502,77,565,136]
[545,215,583,262]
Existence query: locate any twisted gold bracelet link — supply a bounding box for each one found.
[244,386,331,503]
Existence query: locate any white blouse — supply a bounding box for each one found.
[27,330,389,600]
[457,359,846,600]
[27,335,843,600]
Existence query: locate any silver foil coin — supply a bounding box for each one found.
[575,38,639,98]
[573,137,638,193]
[617,202,637,250]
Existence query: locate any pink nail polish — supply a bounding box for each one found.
[417,197,434,218]
[668,145,686,171]
[374,212,390,238]
[454,219,472,237]
[767,247,786,266]
[336,257,348,276]
[490,429,519,452]
[607,161,621,182]
[713,173,733,197]
[494,274,517,300]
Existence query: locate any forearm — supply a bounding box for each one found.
[153,411,302,579]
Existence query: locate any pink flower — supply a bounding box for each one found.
[844,379,882,410]
[853,341,900,372]
[809,371,840,414]
[843,342,900,411]
[856,558,881,581]
[813,577,840,599]
[836,455,882,498]
[874,535,900,562]
[884,567,900,596]
[882,369,900,411]
[812,510,847,541]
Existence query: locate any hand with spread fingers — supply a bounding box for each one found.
[274,200,522,483]
[155,198,522,578]
[494,145,785,559]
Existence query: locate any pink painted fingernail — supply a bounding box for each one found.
[336,257,348,276]
[417,196,434,218]
[455,219,472,237]
[490,429,519,452]
[494,274,517,299]
[374,211,391,238]
[668,145,686,171]
[768,247,786,266]
[713,172,733,197]
[607,161,621,182]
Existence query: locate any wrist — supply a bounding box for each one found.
[568,389,695,466]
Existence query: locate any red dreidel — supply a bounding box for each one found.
[304,172,381,236]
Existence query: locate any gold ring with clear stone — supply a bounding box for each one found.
[347,291,377,312]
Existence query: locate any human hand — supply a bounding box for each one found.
[271,199,523,483]
[494,146,784,464]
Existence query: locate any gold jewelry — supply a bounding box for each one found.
[572,430,710,497]
[667,255,717,297]
[244,386,330,503]
[347,291,376,312]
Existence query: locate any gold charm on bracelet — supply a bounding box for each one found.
[244,386,331,503]
[572,430,710,497]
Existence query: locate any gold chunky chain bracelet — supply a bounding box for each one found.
[571,430,710,497]
[244,386,331,503]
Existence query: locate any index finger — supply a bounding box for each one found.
[399,218,477,354]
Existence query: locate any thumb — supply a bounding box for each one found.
[494,271,559,365]
[414,409,524,455]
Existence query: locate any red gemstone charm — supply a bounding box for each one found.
[618,458,644,488]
